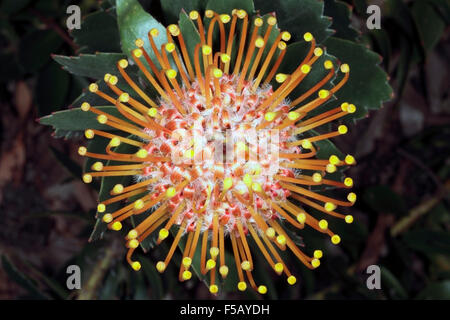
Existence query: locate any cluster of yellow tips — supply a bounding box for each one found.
[77,8,357,295]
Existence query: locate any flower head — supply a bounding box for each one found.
[78,9,357,294]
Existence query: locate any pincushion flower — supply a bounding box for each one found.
[41,0,392,296]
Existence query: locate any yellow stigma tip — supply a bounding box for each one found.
[113,184,124,194]
[220,14,231,23]
[205,10,214,18]
[345,215,354,224]
[347,192,357,203]
[213,68,223,78]
[238,281,247,291]
[326,163,337,173]
[167,24,180,36]
[131,261,141,271]
[344,177,353,187]
[219,265,229,277]
[109,137,121,147]
[102,214,113,223]
[81,102,90,111]
[156,261,166,273]
[324,60,334,69]
[166,69,177,79]
[276,235,286,245]
[92,161,103,171]
[314,250,323,259]
[312,172,322,183]
[297,213,306,224]
[254,17,263,27]
[319,89,330,99]
[340,63,350,73]
[236,10,247,19]
[206,259,216,270]
[324,202,336,212]
[267,16,277,25]
[243,173,252,186]
[82,174,92,184]
[85,129,94,139]
[331,234,341,244]
[189,10,199,20]
[150,28,159,37]
[133,48,143,58]
[165,42,175,53]
[166,187,176,198]
[288,111,301,121]
[318,219,328,230]
[209,285,218,294]
[303,32,313,42]
[112,221,122,231]
[128,229,138,239]
[278,41,287,50]
[148,108,158,117]
[288,276,297,285]
[182,257,192,268]
[78,146,87,156]
[312,258,321,268]
[255,36,265,48]
[128,239,139,249]
[89,83,98,92]
[109,75,118,85]
[159,228,169,240]
[301,139,312,149]
[136,149,148,159]
[134,199,145,210]
[314,47,323,56]
[210,247,219,258]
[182,270,192,280]
[329,155,340,165]
[97,114,107,124]
[274,263,284,274]
[275,73,288,83]
[223,177,233,190]
[97,203,106,213]
[338,125,348,134]
[220,53,231,63]
[104,73,111,82]
[119,93,129,103]
[345,154,355,165]
[118,59,128,68]
[266,227,275,238]
[135,38,144,47]
[281,31,291,41]
[265,112,276,122]
[202,45,212,56]
[301,64,311,74]
[347,104,356,113]
[258,285,267,294]
[241,260,251,271]
[251,182,262,193]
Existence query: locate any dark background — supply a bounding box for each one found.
[0,0,449,300]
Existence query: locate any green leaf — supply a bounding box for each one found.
[411,0,446,53]
[205,0,255,15]
[380,266,408,299]
[0,0,31,15]
[39,106,127,134]
[89,136,139,241]
[253,0,332,44]
[36,61,70,117]
[362,185,406,215]
[139,255,165,299]
[117,0,168,69]
[71,9,122,53]
[1,255,49,300]
[19,29,62,73]
[161,0,207,24]
[402,230,450,256]
[324,37,393,120]
[416,281,450,300]
[323,0,359,41]
[52,53,128,81]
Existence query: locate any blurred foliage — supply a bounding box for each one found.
[0,0,449,300]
